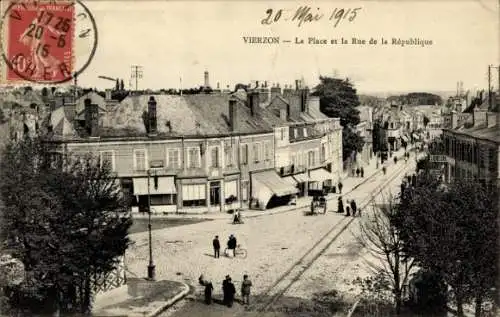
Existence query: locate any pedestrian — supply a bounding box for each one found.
[227,234,237,257]
[241,274,253,305]
[352,168,356,177]
[360,167,364,178]
[222,275,230,305]
[394,156,398,164]
[337,196,344,213]
[345,206,351,217]
[223,277,236,307]
[213,235,220,258]
[204,279,214,304]
[350,199,357,217]
[338,181,343,194]
[356,168,360,177]
[382,166,387,175]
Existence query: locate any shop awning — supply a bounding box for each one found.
[282,176,298,186]
[133,177,177,195]
[252,170,299,198]
[293,173,309,183]
[309,168,333,183]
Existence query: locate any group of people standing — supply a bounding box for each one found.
[337,196,359,217]
[212,234,237,258]
[352,166,365,178]
[199,274,253,307]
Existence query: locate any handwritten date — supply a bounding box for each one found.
[261,6,361,28]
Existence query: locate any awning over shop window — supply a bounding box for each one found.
[282,176,298,186]
[293,173,309,183]
[309,168,333,183]
[251,170,299,206]
[133,177,177,195]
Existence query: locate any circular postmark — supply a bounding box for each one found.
[0,0,98,84]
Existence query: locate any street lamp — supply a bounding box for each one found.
[147,161,164,281]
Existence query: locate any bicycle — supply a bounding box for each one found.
[224,244,247,259]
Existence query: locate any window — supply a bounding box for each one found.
[308,150,315,167]
[293,128,298,138]
[150,194,177,205]
[253,143,261,162]
[100,151,115,171]
[210,147,220,168]
[167,149,180,169]
[241,144,248,165]
[187,147,201,168]
[224,180,238,204]
[225,146,234,167]
[182,184,206,207]
[264,141,271,161]
[321,144,326,162]
[133,149,147,171]
[303,127,308,137]
[280,128,284,140]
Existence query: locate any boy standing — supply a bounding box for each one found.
[241,274,253,305]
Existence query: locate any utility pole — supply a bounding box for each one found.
[488,65,492,109]
[131,65,143,93]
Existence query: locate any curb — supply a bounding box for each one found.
[148,282,190,317]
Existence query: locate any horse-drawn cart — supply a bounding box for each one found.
[305,189,327,215]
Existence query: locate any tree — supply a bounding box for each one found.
[120,79,125,91]
[0,137,132,315]
[115,79,120,91]
[354,195,416,315]
[395,178,498,317]
[314,76,365,160]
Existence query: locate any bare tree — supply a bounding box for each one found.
[354,194,416,315]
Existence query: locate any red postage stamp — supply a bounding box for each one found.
[1,0,75,83]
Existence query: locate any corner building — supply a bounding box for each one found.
[46,85,342,214]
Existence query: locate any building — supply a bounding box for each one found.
[45,81,343,214]
[442,106,499,188]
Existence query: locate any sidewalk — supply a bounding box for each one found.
[131,148,409,222]
[92,278,190,317]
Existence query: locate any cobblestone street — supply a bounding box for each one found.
[123,153,417,317]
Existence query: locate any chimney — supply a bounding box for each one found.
[288,94,301,119]
[270,85,282,101]
[105,89,112,101]
[307,95,320,114]
[486,111,498,128]
[84,98,99,137]
[255,81,259,89]
[301,88,309,113]
[283,85,294,99]
[295,79,300,91]
[229,98,239,131]
[473,106,487,127]
[248,91,260,116]
[204,71,209,88]
[148,96,158,135]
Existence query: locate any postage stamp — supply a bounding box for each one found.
[0,0,97,85]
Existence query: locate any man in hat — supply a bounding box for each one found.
[213,235,220,258]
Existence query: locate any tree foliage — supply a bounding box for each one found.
[0,137,132,315]
[394,178,498,317]
[314,76,365,160]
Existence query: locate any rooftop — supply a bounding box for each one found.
[48,89,334,141]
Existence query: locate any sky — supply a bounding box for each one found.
[63,0,499,93]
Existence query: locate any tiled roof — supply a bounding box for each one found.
[49,91,334,139]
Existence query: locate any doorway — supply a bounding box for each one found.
[209,181,221,206]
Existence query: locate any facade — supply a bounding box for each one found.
[45,83,343,214]
[356,106,374,166]
[442,107,499,188]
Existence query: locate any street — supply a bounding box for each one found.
[125,157,418,317]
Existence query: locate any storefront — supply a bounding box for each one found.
[251,170,299,210]
[308,168,333,193]
[132,176,177,214]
